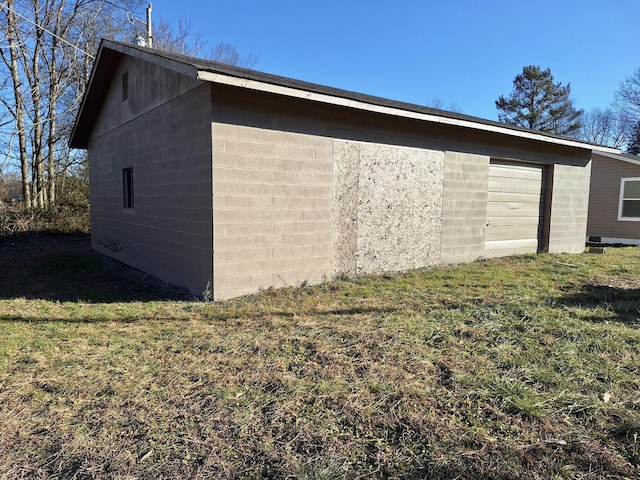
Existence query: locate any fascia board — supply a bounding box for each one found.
[197,69,620,153]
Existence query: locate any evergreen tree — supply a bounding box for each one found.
[496,65,583,136]
[627,120,640,155]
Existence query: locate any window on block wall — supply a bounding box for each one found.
[618,177,640,221]
[123,167,134,209]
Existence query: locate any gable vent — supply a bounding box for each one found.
[122,71,129,103]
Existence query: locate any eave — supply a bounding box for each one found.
[70,39,622,156]
[593,150,640,166]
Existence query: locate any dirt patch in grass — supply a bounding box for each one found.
[0,233,191,302]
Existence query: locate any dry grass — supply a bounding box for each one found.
[0,204,90,237]
[0,236,638,479]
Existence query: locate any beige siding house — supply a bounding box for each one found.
[587,151,640,245]
[70,40,619,300]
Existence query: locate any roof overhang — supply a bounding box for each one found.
[70,39,622,156]
[593,150,640,166]
[197,69,618,153]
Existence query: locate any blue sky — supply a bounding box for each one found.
[145,0,639,121]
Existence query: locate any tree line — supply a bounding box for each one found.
[0,0,255,210]
[1,4,638,212]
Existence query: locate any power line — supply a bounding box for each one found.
[1,3,94,59]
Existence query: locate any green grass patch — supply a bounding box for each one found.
[0,238,639,478]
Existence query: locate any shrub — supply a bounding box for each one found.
[0,203,90,236]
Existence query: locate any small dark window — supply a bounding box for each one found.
[122,71,129,103]
[123,167,134,209]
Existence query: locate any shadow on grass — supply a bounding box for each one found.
[0,313,144,324]
[207,306,400,322]
[0,233,192,303]
[555,283,640,325]
[276,306,400,318]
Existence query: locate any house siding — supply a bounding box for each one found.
[587,156,640,241]
[89,80,214,295]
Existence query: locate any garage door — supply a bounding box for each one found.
[485,161,545,258]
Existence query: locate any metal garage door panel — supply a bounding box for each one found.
[485,162,544,258]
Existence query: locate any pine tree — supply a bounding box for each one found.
[496,66,583,136]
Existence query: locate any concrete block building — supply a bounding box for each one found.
[70,40,619,300]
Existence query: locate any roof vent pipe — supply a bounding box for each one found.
[127,4,152,48]
[146,3,153,48]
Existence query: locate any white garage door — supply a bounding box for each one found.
[485,161,545,258]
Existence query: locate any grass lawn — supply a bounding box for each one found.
[0,234,638,479]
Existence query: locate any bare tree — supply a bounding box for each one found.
[153,15,258,68]
[1,0,31,206]
[0,0,145,208]
[615,67,640,120]
[426,97,463,114]
[209,42,257,69]
[152,16,208,57]
[0,1,256,210]
[579,107,631,149]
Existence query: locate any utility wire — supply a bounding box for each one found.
[1,3,94,58]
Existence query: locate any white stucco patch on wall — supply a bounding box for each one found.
[333,140,445,276]
[331,140,360,276]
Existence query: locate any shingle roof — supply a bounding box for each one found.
[70,39,621,154]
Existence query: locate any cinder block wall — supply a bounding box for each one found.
[89,79,214,294]
[87,58,598,301]
[212,131,446,299]
[91,55,203,139]
[440,152,490,264]
[212,124,334,300]
[547,162,592,253]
